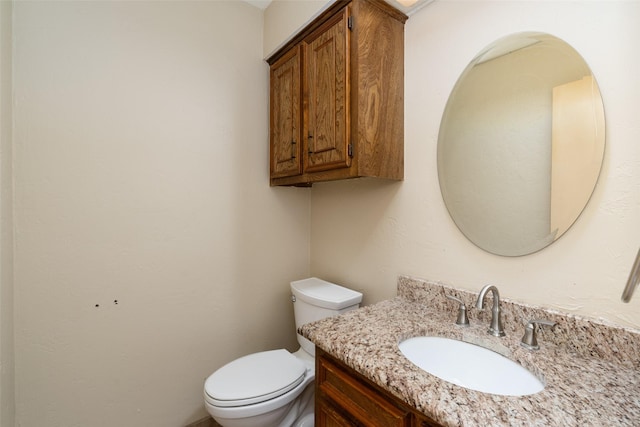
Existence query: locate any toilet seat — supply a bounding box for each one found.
[205,349,306,408]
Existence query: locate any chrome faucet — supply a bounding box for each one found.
[475,285,505,337]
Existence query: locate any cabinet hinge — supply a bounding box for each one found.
[348,143,353,158]
[348,16,353,30]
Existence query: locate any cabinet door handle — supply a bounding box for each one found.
[308,134,313,154]
[291,140,296,159]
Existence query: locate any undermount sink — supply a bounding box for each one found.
[399,336,544,396]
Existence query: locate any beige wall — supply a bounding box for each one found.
[5,0,640,426]
[263,0,331,58]
[309,1,640,327]
[12,1,310,426]
[0,1,15,426]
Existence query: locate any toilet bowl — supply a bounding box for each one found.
[203,278,362,427]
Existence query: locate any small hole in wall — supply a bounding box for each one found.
[95,304,100,308]
[114,300,118,305]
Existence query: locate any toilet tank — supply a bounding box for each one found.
[290,277,363,356]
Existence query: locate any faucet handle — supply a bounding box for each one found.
[445,295,470,327]
[521,319,556,350]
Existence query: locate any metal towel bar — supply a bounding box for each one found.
[621,247,640,303]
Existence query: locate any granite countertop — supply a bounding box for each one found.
[299,276,640,426]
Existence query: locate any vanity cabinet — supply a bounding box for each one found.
[267,0,406,186]
[316,348,443,427]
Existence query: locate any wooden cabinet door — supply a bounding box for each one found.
[317,350,412,427]
[270,45,302,178]
[304,8,351,173]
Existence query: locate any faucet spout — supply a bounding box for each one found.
[475,285,505,337]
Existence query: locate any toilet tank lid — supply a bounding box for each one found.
[290,278,363,310]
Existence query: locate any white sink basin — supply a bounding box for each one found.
[399,336,544,396]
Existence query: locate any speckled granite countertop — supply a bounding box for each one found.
[300,276,640,426]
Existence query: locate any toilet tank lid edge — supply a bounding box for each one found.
[290,277,363,310]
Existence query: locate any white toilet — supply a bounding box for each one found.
[203,278,363,427]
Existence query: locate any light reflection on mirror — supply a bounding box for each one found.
[437,32,605,257]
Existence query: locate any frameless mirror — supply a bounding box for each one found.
[438,32,605,256]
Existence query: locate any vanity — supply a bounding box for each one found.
[301,276,640,426]
[317,347,440,426]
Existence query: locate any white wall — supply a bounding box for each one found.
[12,1,310,426]
[309,1,640,328]
[0,1,15,426]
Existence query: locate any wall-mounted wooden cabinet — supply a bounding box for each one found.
[316,347,443,427]
[267,0,406,187]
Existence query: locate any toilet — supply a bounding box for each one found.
[203,278,363,427]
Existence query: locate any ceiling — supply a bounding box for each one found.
[244,0,271,10]
[243,0,433,15]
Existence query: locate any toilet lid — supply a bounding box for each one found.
[204,349,306,407]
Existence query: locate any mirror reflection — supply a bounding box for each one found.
[438,32,605,256]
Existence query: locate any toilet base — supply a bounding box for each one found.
[292,405,314,427]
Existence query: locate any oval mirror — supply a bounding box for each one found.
[437,32,605,257]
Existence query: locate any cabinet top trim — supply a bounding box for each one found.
[266,0,407,65]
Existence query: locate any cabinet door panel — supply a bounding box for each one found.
[304,9,350,173]
[317,351,411,427]
[270,46,302,178]
[317,399,359,427]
